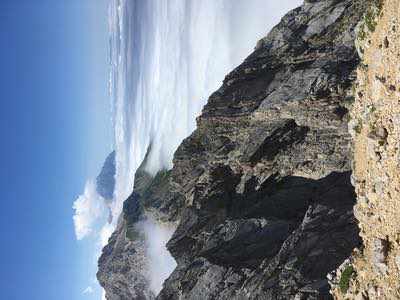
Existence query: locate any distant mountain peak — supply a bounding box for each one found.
[96,151,116,201]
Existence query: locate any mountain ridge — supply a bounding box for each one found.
[98,1,377,299]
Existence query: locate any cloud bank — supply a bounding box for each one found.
[72,180,106,240]
[137,218,177,294]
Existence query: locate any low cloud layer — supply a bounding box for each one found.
[99,222,115,247]
[73,180,106,240]
[138,218,177,294]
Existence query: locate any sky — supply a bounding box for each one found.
[0,1,110,299]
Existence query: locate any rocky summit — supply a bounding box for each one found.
[98,0,380,299]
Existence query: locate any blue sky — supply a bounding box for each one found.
[0,1,111,299]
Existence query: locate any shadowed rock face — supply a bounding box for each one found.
[160,172,359,300]
[98,0,376,299]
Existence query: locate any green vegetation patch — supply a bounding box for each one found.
[339,265,354,294]
[142,169,171,200]
[126,226,140,241]
[364,9,378,32]
[358,0,383,41]
[354,119,363,134]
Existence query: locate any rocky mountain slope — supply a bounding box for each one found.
[332,0,400,298]
[98,0,379,299]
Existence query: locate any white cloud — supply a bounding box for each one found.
[101,289,107,300]
[73,180,106,240]
[82,286,94,295]
[137,217,177,294]
[99,222,114,247]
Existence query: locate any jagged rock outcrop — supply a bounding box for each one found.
[97,214,155,300]
[98,0,378,299]
[331,0,400,298]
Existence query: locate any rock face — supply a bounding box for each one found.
[97,213,155,300]
[98,0,377,299]
[332,0,400,298]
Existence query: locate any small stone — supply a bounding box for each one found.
[355,292,367,300]
[373,181,385,195]
[375,75,386,84]
[368,126,388,141]
[226,79,235,86]
[294,293,303,300]
[373,238,389,274]
[358,196,369,206]
[384,37,389,48]
[373,151,382,162]
[368,286,378,297]
[395,256,400,271]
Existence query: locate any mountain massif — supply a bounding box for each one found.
[98,0,399,299]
